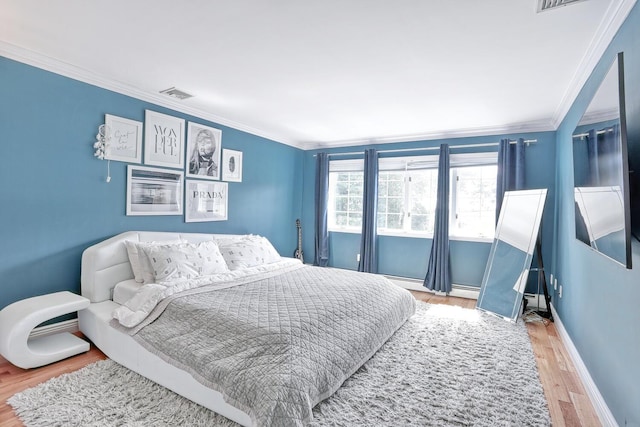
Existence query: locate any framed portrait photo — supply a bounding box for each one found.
[104,114,143,163]
[126,165,184,216]
[185,180,228,222]
[185,122,222,180]
[222,149,243,182]
[144,110,185,169]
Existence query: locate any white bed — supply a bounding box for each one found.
[79,231,254,426]
[79,230,415,426]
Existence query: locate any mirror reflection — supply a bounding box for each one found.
[477,189,547,322]
[572,53,631,268]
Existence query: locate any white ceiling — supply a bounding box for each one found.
[0,0,635,149]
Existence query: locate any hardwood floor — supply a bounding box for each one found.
[0,294,601,426]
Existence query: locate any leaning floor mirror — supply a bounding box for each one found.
[476,189,547,322]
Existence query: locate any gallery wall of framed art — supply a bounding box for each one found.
[94,111,243,222]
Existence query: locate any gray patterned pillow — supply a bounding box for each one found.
[217,235,281,270]
[141,241,229,283]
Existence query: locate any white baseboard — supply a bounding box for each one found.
[385,275,479,300]
[30,319,79,338]
[550,304,618,427]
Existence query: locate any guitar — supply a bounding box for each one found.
[294,219,304,263]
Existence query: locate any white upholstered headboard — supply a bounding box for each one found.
[80,231,244,303]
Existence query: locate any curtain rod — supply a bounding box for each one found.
[320,139,537,157]
[572,128,614,139]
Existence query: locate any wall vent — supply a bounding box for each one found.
[159,87,194,100]
[537,0,588,12]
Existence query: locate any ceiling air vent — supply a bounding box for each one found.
[537,0,588,12]
[159,87,194,100]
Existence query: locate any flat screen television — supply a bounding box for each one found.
[572,52,631,268]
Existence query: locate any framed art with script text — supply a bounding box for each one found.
[144,110,185,169]
[104,114,142,163]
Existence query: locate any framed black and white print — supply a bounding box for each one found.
[222,149,243,182]
[126,165,183,216]
[104,114,143,163]
[185,180,228,222]
[144,110,185,169]
[186,122,222,180]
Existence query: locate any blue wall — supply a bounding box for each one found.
[300,132,557,288]
[553,3,640,425]
[0,57,304,310]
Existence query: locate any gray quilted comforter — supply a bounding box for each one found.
[131,264,416,426]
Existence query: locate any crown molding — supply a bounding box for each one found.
[300,119,556,151]
[552,0,637,128]
[5,1,631,155]
[0,41,306,150]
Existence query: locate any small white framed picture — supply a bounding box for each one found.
[222,149,243,182]
[144,110,185,169]
[126,165,183,216]
[104,114,143,163]
[185,180,228,222]
[186,122,222,180]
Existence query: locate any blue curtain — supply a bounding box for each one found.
[424,144,451,293]
[314,152,330,267]
[586,125,621,186]
[496,138,526,222]
[586,129,600,185]
[358,149,378,273]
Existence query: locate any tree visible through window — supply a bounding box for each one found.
[450,165,497,239]
[329,172,363,229]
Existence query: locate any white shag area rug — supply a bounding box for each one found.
[8,302,551,426]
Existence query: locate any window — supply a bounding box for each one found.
[329,172,363,228]
[327,152,497,240]
[327,160,364,231]
[377,169,439,234]
[450,165,497,239]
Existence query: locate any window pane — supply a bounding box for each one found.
[348,213,362,227]
[377,171,405,231]
[348,197,363,212]
[408,170,438,234]
[451,165,497,238]
[328,170,364,230]
[387,213,404,229]
[335,196,348,212]
[411,214,429,231]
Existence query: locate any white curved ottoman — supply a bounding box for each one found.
[0,291,90,369]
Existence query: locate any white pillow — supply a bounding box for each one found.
[141,240,229,283]
[217,235,281,270]
[124,239,183,283]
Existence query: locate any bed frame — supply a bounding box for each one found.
[78,231,253,426]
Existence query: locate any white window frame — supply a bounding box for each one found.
[327,152,498,242]
[327,159,364,233]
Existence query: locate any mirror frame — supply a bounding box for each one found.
[477,189,547,322]
[572,52,632,269]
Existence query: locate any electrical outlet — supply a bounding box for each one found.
[559,284,563,298]
[356,253,361,262]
